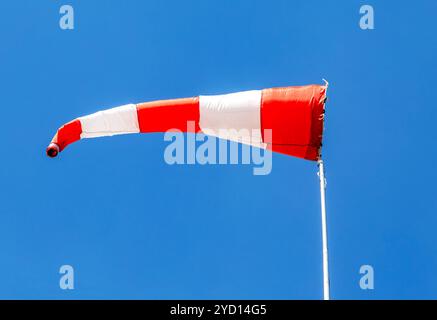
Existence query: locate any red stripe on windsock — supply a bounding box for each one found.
[49,119,82,152]
[137,97,201,133]
[261,85,326,161]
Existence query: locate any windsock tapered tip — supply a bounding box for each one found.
[46,143,59,158]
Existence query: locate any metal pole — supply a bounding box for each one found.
[318,159,330,300]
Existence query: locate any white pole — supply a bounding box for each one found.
[318,159,330,300]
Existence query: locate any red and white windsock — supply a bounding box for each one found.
[46,83,327,161]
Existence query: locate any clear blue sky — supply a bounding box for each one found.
[0,0,436,299]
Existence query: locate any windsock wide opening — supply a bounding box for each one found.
[261,84,327,161]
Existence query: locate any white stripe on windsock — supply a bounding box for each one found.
[199,90,265,148]
[79,104,140,139]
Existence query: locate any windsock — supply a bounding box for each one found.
[46,84,327,161]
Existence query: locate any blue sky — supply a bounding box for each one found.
[0,0,436,299]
